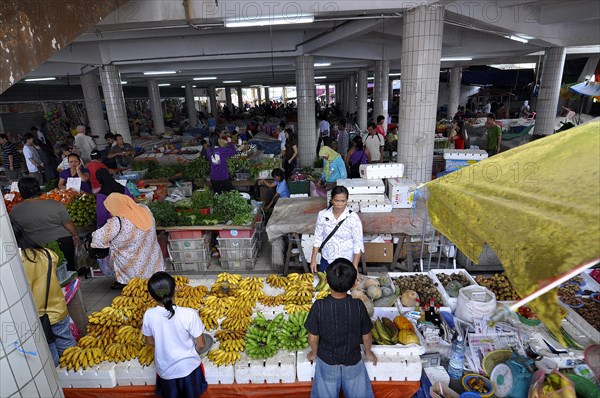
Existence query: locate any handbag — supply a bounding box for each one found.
[83,217,122,259]
[40,250,56,343]
[318,211,351,254]
[350,151,366,178]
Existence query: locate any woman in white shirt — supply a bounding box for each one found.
[310,186,364,273]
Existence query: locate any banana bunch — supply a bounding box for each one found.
[59,346,105,371]
[138,345,154,366]
[198,308,219,330]
[115,325,144,344]
[77,335,109,349]
[372,318,399,345]
[245,326,279,359]
[203,295,236,318]
[316,290,331,300]
[207,348,240,366]
[216,272,242,285]
[284,281,315,305]
[287,273,315,284]
[266,274,289,289]
[88,307,131,327]
[284,303,313,314]
[122,280,151,300]
[86,324,119,339]
[315,272,330,292]
[112,295,145,308]
[237,276,264,290]
[220,338,245,352]
[279,311,309,351]
[176,285,208,300]
[258,294,285,307]
[173,275,189,287]
[215,329,246,342]
[174,297,203,309]
[220,316,252,331]
[104,341,143,363]
[235,288,265,302]
[225,305,254,319]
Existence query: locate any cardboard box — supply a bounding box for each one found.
[386,178,417,208]
[363,241,394,263]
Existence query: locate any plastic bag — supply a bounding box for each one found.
[97,257,114,277]
[74,244,96,270]
[528,370,576,398]
[309,181,326,197]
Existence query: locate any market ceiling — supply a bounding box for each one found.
[12,0,600,91]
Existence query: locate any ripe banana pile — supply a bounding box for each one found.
[78,335,111,349]
[138,345,154,366]
[203,295,236,318]
[214,330,245,342]
[175,297,203,309]
[266,274,289,289]
[88,307,131,328]
[220,316,252,331]
[198,307,219,331]
[278,311,309,351]
[258,294,286,307]
[86,324,119,339]
[59,346,105,371]
[173,275,189,287]
[104,341,143,363]
[283,278,315,314]
[216,272,242,285]
[225,305,254,319]
[115,325,144,344]
[287,272,315,284]
[122,278,151,300]
[244,313,284,360]
[207,348,241,366]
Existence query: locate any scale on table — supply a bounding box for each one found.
[489,354,533,398]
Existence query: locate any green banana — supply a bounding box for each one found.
[315,272,328,291]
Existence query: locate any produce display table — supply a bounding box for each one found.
[63,380,420,398]
[156,221,255,232]
[266,197,427,271]
[195,179,257,191]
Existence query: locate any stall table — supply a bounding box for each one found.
[63,381,419,398]
[266,197,426,273]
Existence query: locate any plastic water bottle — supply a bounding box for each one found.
[448,336,465,379]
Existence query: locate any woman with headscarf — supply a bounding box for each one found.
[95,168,133,228]
[319,146,347,184]
[91,193,164,289]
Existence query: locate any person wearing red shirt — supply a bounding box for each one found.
[87,150,109,193]
[375,115,386,139]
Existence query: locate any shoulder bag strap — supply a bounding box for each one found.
[318,211,352,253]
[43,249,52,313]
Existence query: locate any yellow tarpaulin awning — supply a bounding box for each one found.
[425,120,600,337]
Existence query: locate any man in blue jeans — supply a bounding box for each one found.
[304,258,377,398]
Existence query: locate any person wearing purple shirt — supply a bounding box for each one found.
[205,136,236,194]
[58,153,92,193]
[95,168,133,228]
[346,136,370,179]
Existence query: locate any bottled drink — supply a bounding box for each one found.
[433,304,441,327]
[428,298,436,321]
[423,304,431,322]
[448,336,465,379]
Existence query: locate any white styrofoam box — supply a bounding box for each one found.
[429,269,478,312]
[348,202,361,212]
[57,362,117,388]
[581,270,600,292]
[359,198,393,213]
[363,234,393,243]
[290,193,309,198]
[351,194,386,202]
[234,350,296,384]
[386,178,417,209]
[363,352,422,381]
[114,359,156,386]
[336,178,386,194]
[203,359,235,384]
[296,348,316,382]
[442,149,488,160]
[424,366,450,387]
[359,163,405,180]
[301,234,320,265]
[563,305,600,344]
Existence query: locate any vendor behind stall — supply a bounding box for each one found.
[257,168,290,211]
[205,135,236,194]
[108,134,135,169]
[319,146,347,184]
[58,153,92,193]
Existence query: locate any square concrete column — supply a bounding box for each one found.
[348,73,357,115]
[99,65,131,142]
[397,5,444,183]
[225,87,233,112]
[357,69,368,131]
[264,87,270,103]
[80,73,107,148]
[147,80,165,135]
[325,84,330,104]
[208,85,218,116]
[257,87,262,105]
[296,55,317,167]
[447,66,462,119]
[535,47,567,135]
[185,82,198,128]
[374,60,390,131]
[237,86,244,111]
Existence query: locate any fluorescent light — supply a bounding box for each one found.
[223,80,241,84]
[367,77,374,81]
[314,62,331,67]
[389,73,401,76]
[441,57,473,61]
[490,63,536,70]
[506,35,528,44]
[225,15,314,28]
[143,71,176,75]
[120,81,128,85]
[24,77,56,82]
[314,76,326,80]
[181,86,185,88]
[193,77,217,81]
[158,83,171,87]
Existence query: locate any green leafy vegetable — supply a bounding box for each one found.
[212,191,253,224]
[149,201,179,227]
[46,241,65,265]
[183,157,210,181]
[191,189,214,209]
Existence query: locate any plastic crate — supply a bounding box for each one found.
[168,235,211,251]
[217,231,256,249]
[168,230,205,240]
[218,229,255,238]
[169,247,211,263]
[220,245,258,270]
[288,180,309,195]
[219,241,257,261]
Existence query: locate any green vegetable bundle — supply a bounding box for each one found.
[149,201,179,227]
[46,241,65,266]
[183,157,210,182]
[212,191,253,225]
[191,189,214,209]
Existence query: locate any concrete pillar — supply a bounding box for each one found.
[348,74,357,116]
[397,5,444,183]
[185,82,198,129]
[257,87,262,105]
[147,80,165,135]
[578,55,599,114]
[448,66,462,119]
[535,47,567,135]
[80,73,107,148]
[334,83,339,106]
[264,87,270,103]
[389,79,394,108]
[0,113,4,133]
[237,86,244,111]
[325,84,330,104]
[208,85,218,116]
[357,69,368,131]
[374,60,390,131]
[225,87,233,112]
[99,64,131,142]
[296,55,317,167]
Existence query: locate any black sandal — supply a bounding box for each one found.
[111,281,126,290]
